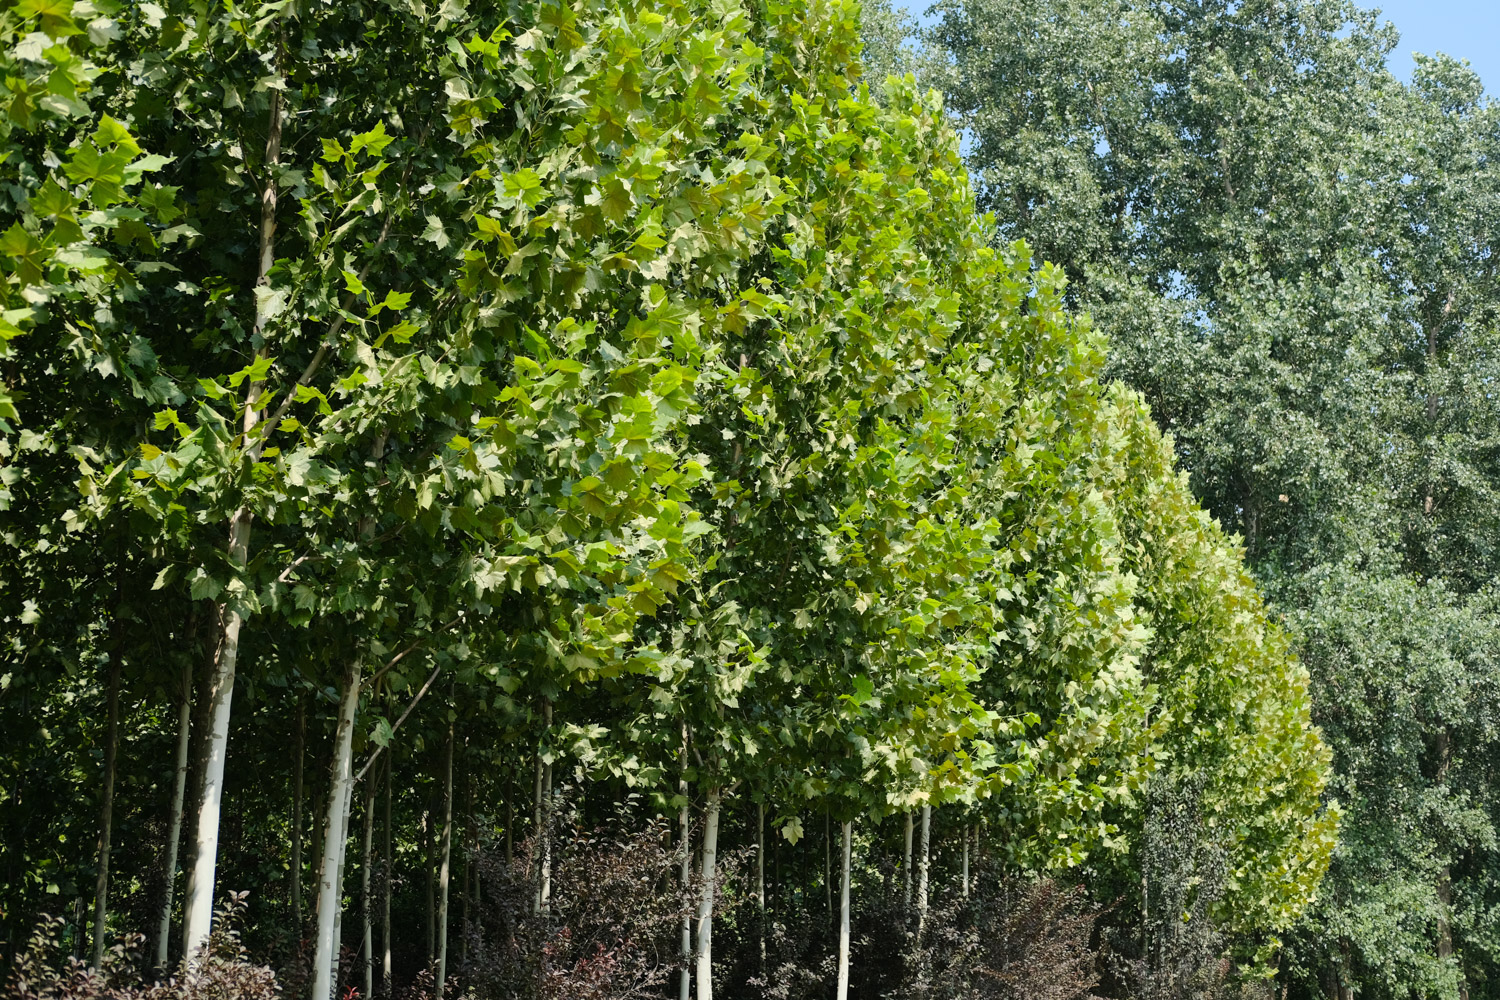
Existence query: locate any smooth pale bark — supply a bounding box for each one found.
[902,811,913,913]
[182,68,283,962]
[155,661,193,970]
[678,769,692,1000]
[291,698,305,929]
[434,724,454,999]
[91,655,121,969]
[310,660,362,1000]
[836,820,852,1000]
[962,824,970,897]
[361,774,375,1000]
[694,788,722,1000]
[382,753,392,987]
[824,812,832,919]
[539,700,553,917]
[916,804,931,942]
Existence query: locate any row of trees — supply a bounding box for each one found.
[864,0,1500,995]
[2,0,1333,997]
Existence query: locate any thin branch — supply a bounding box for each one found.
[353,660,444,786]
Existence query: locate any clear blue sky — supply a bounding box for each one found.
[1362,0,1499,91]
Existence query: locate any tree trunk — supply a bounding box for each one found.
[361,770,375,1000]
[291,697,305,930]
[916,804,931,942]
[156,660,193,970]
[539,700,553,918]
[382,752,392,991]
[310,660,362,1000]
[91,654,121,969]
[902,811,913,914]
[824,811,832,920]
[182,60,283,959]
[423,790,434,967]
[836,820,852,1000]
[694,787,722,1000]
[962,824,970,898]
[678,735,692,1000]
[434,723,454,999]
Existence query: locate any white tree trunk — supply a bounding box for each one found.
[181,595,246,962]
[836,820,852,1000]
[694,788,722,1000]
[916,804,931,942]
[310,661,362,1000]
[539,701,552,917]
[679,769,691,1000]
[434,724,454,998]
[91,656,121,969]
[361,775,375,1000]
[155,663,192,970]
[382,753,392,988]
[181,68,281,961]
[902,811,913,914]
[962,824,970,898]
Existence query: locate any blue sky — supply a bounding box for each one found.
[906,1,1498,93]
[1362,0,1499,90]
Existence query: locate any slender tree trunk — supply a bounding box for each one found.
[291,697,305,930]
[91,654,122,969]
[182,56,283,960]
[423,794,434,967]
[757,801,766,972]
[902,811,913,915]
[824,811,832,920]
[434,723,454,999]
[916,804,931,942]
[539,700,553,917]
[310,660,362,1000]
[156,660,193,970]
[678,737,692,1000]
[361,772,375,1000]
[962,824,970,898]
[836,820,852,1000]
[382,752,392,992]
[694,787,722,1000]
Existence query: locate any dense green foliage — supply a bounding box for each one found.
[1,0,1336,996]
[894,0,1500,995]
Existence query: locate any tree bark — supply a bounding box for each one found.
[539,700,553,918]
[434,722,454,999]
[182,56,282,962]
[836,820,852,1000]
[155,659,193,971]
[902,811,914,914]
[361,769,375,1000]
[916,804,931,942]
[382,752,392,991]
[91,653,121,969]
[678,730,692,1000]
[824,811,832,920]
[962,824,970,898]
[310,660,362,1000]
[694,787,722,1000]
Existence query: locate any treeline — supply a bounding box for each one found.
[864,0,1500,997]
[0,0,1339,999]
